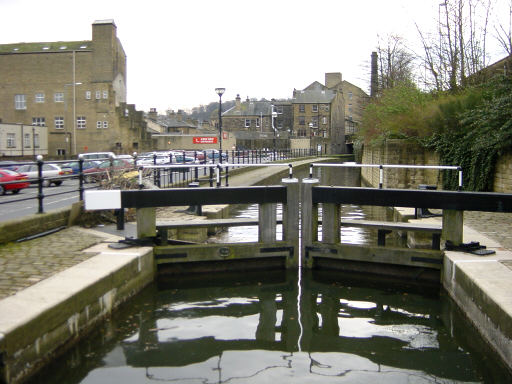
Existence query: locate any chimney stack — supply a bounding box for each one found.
[371,51,378,97]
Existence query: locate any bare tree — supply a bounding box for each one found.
[495,0,512,55]
[417,0,491,92]
[375,34,416,91]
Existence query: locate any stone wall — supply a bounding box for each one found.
[362,140,512,193]
[0,203,82,244]
[361,140,441,189]
[494,153,512,193]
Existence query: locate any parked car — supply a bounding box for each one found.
[83,159,133,183]
[0,169,30,195]
[15,163,67,187]
[62,160,101,175]
[0,161,23,171]
[78,152,116,162]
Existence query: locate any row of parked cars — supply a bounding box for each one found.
[0,149,227,195]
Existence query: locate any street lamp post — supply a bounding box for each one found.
[215,88,225,163]
[271,105,277,160]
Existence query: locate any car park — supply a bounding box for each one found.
[62,160,101,175]
[0,169,30,195]
[78,152,116,162]
[83,159,134,183]
[14,163,67,187]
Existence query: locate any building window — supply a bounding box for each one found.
[85,91,91,100]
[15,94,26,110]
[311,117,318,128]
[312,104,318,113]
[24,133,31,148]
[96,121,102,129]
[245,119,251,128]
[55,117,64,129]
[348,92,353,100]
[322,116,327,125]
[77,116,86,129]
[54,92,64,102]
[32,117,46,126]
[34,134,40,148]
[276,106,283,114]
[103,121,108,129]
[277,119,283,129]
[7,133,16,148]
[325,105,330,112]
[256,118,260,128]
[299,116,305,125]
[35,93,45,103]
[102,90,108,99]
[95,91,101,100]
[57,149,66,156]
[299,104,305,113]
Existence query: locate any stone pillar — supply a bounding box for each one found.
[322,203,341,243]
[136,207,156,239]
[259,203,277,243]
[442,209,463,245]
[301,178,319,268]
[282,177,300,268]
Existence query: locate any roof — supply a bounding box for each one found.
[156,115,197,129]
[223,100,272,117]
[0,40,91,54]
[292,89,336,104]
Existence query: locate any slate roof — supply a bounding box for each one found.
[223,100,272,117]
[292,89,336,104]
[155,115,197,129]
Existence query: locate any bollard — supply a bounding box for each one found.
[36,155,44,213]
[300,177,320,268]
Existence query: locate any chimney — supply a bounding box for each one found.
[148,108,158,121]
[177,110,184,122]
[235,94,241,109]
[371,51,378,97]
[325,72,342,89]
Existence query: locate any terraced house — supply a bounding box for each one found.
[0,20,152,158]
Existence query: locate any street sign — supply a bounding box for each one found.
[193,137,217,144]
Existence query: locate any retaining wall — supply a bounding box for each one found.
[0,237,154,384]
[361,140,512,193]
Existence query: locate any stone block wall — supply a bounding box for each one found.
[494,153,512,193]
[362,140,512,193]
[361,140,441,189]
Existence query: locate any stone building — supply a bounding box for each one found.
[0,123,48,157]
[292,72,368,154]
[0,20,152,158]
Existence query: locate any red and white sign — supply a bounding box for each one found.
[193,137,217,144]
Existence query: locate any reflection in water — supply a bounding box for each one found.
[27,164,511,383]
[29,271,510,383]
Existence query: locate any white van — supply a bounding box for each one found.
[78,152,116,161]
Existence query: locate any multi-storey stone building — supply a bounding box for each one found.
[292,72,368,154]
[0,20,152,158]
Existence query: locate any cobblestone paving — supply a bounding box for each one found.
[0,227,104,300]
[464,211,512,251]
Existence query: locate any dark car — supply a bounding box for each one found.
[83,159,133,183]
[62,160,100,175]
[0,169,30,195]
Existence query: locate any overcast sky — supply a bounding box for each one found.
[1,0,510,113]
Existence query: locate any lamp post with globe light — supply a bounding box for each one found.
[215,88,225,163]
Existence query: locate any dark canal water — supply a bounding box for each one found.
[28,164,511,383]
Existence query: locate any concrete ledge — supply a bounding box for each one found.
[442,229,512,372]
[0,230,154,384]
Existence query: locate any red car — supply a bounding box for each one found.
[0,169,30,195]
